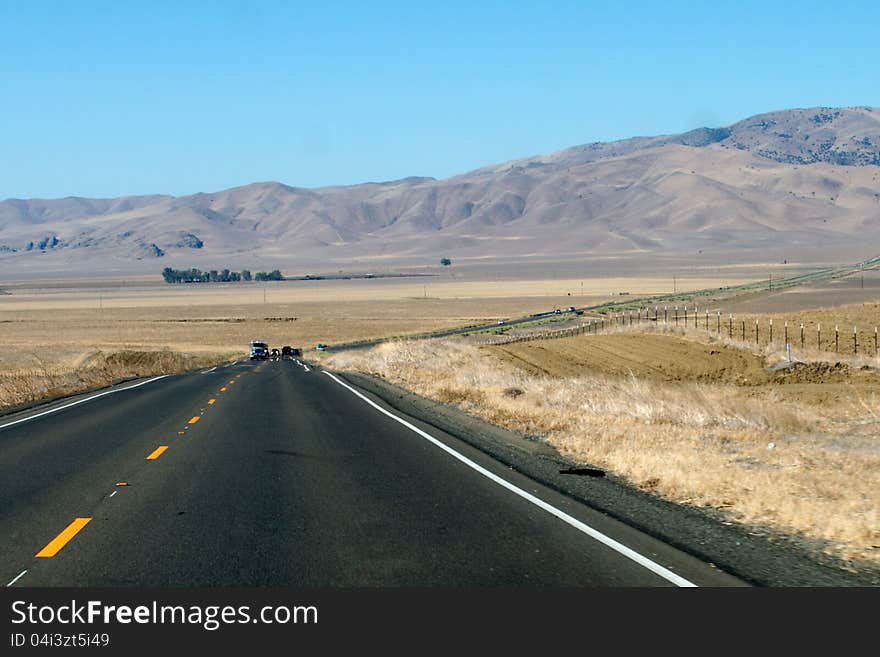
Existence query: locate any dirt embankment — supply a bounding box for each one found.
[486,332,879,387]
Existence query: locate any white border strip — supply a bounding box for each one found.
[0,376,168,432]
[323,371,697,587]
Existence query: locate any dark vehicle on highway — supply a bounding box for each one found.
[316,343,327,351]
[291,347,301,356]
[270,348,280,361]
[281,345,293,360]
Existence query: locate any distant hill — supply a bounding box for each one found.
[1,106,878,273]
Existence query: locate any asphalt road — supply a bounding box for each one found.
[0,359,745,587]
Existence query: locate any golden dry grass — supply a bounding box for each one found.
[328,337,880,567]
[0,279,611,410]
[0,349,232,410]
[0,274,755,311]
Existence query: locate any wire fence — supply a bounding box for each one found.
[484,305,879,356]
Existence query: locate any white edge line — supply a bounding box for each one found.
[0,375,169,432]
[201,366,217,374]
[6,570,27,587]
[109,491,118,498]
[323,370,697,588]
[303,364,311,372]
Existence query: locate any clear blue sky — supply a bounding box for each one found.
[2,1,877,199]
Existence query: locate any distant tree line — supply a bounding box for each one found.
[161,267,283,283]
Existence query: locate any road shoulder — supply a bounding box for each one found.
[336,370,878,586]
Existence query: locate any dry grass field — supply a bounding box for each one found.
[5,274,753,409]
[328,320,880,570]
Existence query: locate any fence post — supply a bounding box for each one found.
[875,327,878,356]
[817,323,820,351]
[755,319,759,345]
[854,326,858,354]
[742,320,745,341]
[729,314,733,338]
[835,325,839,353]
[675,306,679,326]
[664,307,668,324]
[769,319,773,344]
[784,321,788,346]
[705,310,709,331]
[717,311,721,333]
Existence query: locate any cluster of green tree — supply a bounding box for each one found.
[254,270,283,281]
[161,268,283,283]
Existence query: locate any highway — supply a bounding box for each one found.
[0,359,745,587]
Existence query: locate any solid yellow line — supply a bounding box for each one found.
[188,416,200,424]
[36,518,92,558]
[146,445,169,460]
[208,399,215,405]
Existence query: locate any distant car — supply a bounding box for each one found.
[281,345,293,360]
[316,343,327,351]
[497,319,506,325]
[567,306,576,312]
[554,309,562,314]
[291,347,301,356]
[249,340,269,360]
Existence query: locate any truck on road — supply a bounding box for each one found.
[250,340,269,360]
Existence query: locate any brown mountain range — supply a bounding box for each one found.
[1,106,878,274]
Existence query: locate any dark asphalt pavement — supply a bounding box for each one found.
[0,359,745,587]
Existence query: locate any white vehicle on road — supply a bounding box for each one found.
[250,340,269,360]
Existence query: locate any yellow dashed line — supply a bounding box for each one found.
[188,416,200,424]
[146,445,169,460]
[36,518,92,558]
[208,399,215,405]
[220,387,227,392]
